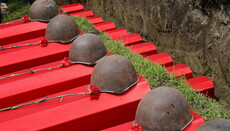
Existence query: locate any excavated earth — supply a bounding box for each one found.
[56,0,230,106]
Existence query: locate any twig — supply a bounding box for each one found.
[0,92,90,112]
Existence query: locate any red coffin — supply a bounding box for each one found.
[0,76,150,131]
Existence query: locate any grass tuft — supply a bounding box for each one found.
[73,16,94,33]
[2,0,30,22]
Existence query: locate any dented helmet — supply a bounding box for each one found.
[197,119,230,131]
[134,87,193,131]
[45,15,80,43]
[29,0,59,22]
[90,55,139,94]
[69,33,107,65]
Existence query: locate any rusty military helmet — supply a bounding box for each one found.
[45,15,80,43]
[197,119,230,131]
[29,0,59,22]
[69,33,107,65]
[90,55,139,94]
[134,87,193,131]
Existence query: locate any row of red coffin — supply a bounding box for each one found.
[0,3,210,131]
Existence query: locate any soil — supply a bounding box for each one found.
[56,0,230,106]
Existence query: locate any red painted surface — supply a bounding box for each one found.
[59,3,84,13]
[102,121,133,131]
[0,22,82,75]
[0,61,93,109]
[184,110,205,131]
[112,33,143,46]
[102,110,204,131]
[187,76,215,98]
[0,84,90,122]
[0,76,150,131]
[146,52,173,67]
[0,43,71,75]
[0,37,42,55]
[0,4,84,29]
[105,28,128,40]
[69,10,94,17]
[0,22,47,45]
[87,16,104,24]
[0,19,26,29]
[94,21,116,31]
[166,64,193,79]
[130,42,157,57]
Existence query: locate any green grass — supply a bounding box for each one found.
[75,17,230,121]
[3,0,230,121]
[2,0,30,22]
[101,32,230,121]
[73,17,95,33]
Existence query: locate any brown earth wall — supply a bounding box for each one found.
[56,0,230,105]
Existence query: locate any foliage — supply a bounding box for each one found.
[2,0,30,22]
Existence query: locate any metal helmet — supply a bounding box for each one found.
[45,15,80,43]
[29,0,59,22]
[197,119,230,131]
[69,33,107,65]
[90,55,139,94]
[134,87,193,131]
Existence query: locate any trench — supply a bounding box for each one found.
[55,0,230,106]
